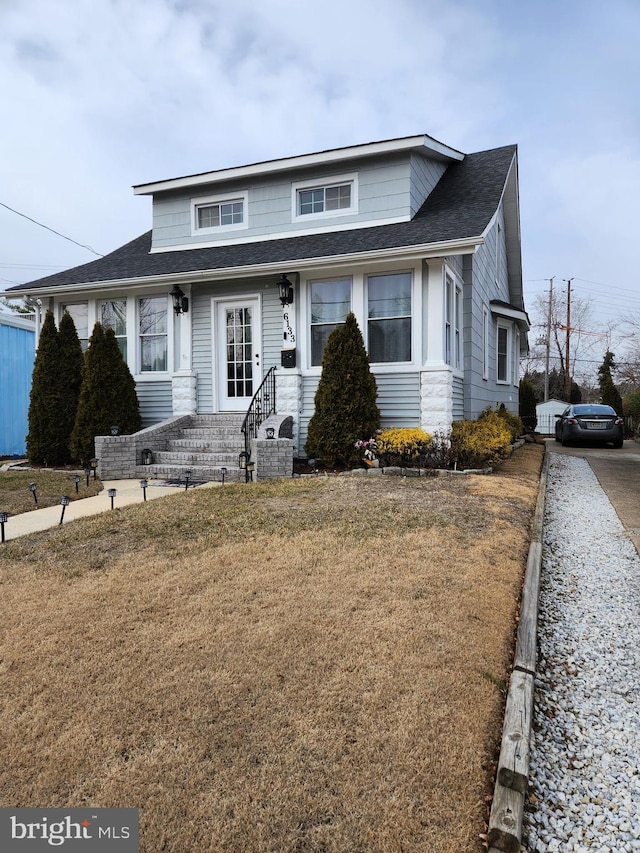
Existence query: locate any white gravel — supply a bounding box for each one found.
[524,453,640,853]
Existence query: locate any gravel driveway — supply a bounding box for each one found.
[523,451,640,852]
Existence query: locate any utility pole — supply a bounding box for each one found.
[544,277,554,401]
[563,278,573,401]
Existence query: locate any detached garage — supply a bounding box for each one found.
[0,313,36,456]
[536,398,567,436]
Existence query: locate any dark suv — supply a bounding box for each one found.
[555,404,624,448]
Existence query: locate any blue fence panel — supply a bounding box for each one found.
[0,323,35,456]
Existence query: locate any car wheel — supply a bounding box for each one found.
[613,440,623,448]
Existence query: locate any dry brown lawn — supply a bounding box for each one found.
[0,443,543,853]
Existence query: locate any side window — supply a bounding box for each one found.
[139,297,168,372]
[61,302,89,351]
[497,325,509,383]
[100,300,127,361]
[309,278,351,366]
[367,272,411,363]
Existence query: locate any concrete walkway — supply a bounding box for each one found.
[0,478,220,542]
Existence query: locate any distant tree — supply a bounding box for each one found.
[519,378,537,432]
[305,313,380,468]
[1,295,40,314]
[623,389,640,420]
[26,310,66,464]
[598,350,623,415]
[70,323,141,463]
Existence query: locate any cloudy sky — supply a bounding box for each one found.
[1,0,639,372]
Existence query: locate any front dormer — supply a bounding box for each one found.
[133,134,464,252]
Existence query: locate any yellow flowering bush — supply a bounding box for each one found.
[479,404,523,442]
[450,413,512,469]
[376,428,432,467]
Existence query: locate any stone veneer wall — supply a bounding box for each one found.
[95,416,191,479]
[420,367,454,434]
[275,371,302,449]
[172,372,197,416]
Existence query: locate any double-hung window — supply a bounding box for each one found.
[367,272,412,363]
[444,274,462,368]
[139,297,167,372]
[61,301,89,351]
[309,278,351,366]
[100,300,127,361]
[497,325,509,383]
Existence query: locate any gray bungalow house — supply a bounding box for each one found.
[4,134,528,479]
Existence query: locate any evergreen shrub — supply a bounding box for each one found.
[305,313,380,468]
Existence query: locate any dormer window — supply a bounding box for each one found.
[191,192,248,234]
[292,174,358,221]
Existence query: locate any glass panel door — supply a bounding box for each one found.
[217,298,261,411]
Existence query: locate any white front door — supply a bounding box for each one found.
[216,298,261,411]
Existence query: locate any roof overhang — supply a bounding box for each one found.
[490,299,530,332]
[1,235,484,300]
[133,134,465,196]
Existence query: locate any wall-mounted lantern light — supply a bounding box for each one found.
[59,495,71,525]
[28,482,38,506]
[170,284,189,315]
[278,274,294,307]
[0,511,8,543]
[265,426,275,440]
[141,448,154,466]
[239,451,249,470]
[110,425,120,436]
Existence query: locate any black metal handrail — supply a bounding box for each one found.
[241,366,277,459]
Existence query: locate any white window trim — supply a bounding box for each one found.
[136,294,172,376]
[191,191,248,236]
[496,322,511,384]
[365,270,413,366]
[482,306,489,380]
[291,172,358,222]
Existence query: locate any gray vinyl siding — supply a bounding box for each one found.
[452,374,464,421]
[136,381,173,427]
[409,155,447,217]
[297,371,420,457]
[191,277,283,413]
[463,208,518,419]
[151,154,445,250]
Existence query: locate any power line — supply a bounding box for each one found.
[0,201,104,257]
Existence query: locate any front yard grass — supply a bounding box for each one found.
[0,443,544,853]
[0,468,103,514]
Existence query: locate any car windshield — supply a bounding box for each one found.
[573,405,615,416]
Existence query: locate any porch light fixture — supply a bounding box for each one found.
[108,488,117,509]
[59,495,71,525]
[28,482,38,506]
[0,511,8,543]
[140,478,148,501]
[278,274,294,307]
[170,284,189,315]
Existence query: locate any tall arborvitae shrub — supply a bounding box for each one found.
[519,378,537,432]
[305,312,380,468]
[598,350,623,415]
[58,311,85,463]
[26,310,62,464]
[70,323,142,463]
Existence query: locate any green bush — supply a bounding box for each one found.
[376,428,432,467]
[305,313,380,468]
[450,412,512,469]
[519,378,537,432]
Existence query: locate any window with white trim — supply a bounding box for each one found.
[513,328,520,386]
[139,297,168,372]
[192,192,247,233]
[497,324,509,383]
[367,272,412,363]
[309,277,351,366]
[444,274,461,367]
[61,301,89,351]
[100,299,127,361]
[293,174,357,220]
[482,306,489,379]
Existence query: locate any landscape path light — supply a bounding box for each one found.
[140,478,148,501]
[72,474,80,494]
[29,482,38,506]
[220,466,227,485]
[110,425,120,436]
[184,469,192,491]
[84,467,91,488]
[246,460,255,482]
[108,488,117,509]
[0,511,8,543]
[59,495,70,525]
[90,458,99,479]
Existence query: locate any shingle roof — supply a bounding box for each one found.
[8,145,516,292]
